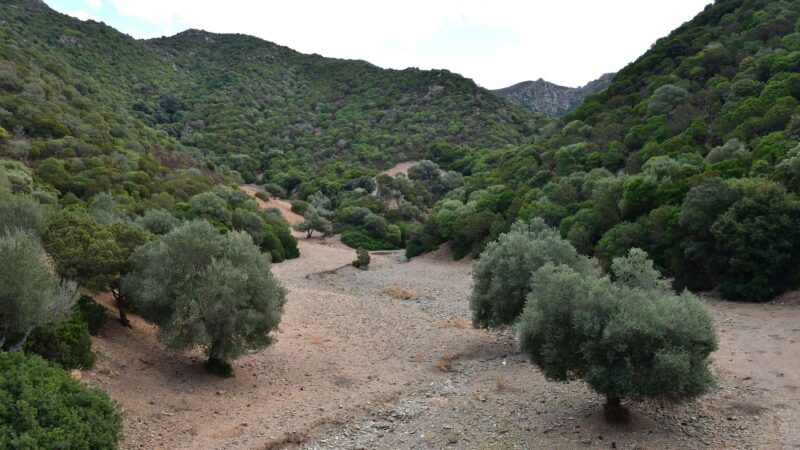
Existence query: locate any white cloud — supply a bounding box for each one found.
[84,0,103,9]
[89,0,712,88]
[70,9,99,22]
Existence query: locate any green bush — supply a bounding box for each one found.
[352,248,370,269]
[24,312,95,370]
[341,228,400,251]
[0,351,122,449]
[290,199,310,215]
[75,295,108,335]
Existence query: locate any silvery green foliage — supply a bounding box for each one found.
[122,220,287,364]
[0,159,33,195]
[134,209,180,235]
[293,208,330,238]
[705,138,749,164]
[518,250,717,405]
[0,195,47,236]
[469,218,594,328]
[307,191,333,218]
[0,230,76,349]
[611,248,672,291]
[89,192,123,226]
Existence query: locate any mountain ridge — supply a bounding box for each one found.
[493,72,615,116]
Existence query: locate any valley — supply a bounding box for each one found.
[2,0,800,448]
[77,193,800,449]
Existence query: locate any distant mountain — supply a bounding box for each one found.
[493,73,615,116]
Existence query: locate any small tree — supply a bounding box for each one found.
[517,249,717,421]
[0,230,76,350]
[294,208,331,238]
[122,220,287,376]
[470,218,593,328]
[43,212,150,326]
[0,352,122,449]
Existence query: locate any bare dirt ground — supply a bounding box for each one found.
[379,161,446,178]
[82,189,800,450]
[380,161,420,177]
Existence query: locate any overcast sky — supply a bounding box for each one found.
[45,0,711,89]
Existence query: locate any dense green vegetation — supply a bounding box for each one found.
[414,0,800,301]
[0,352,122,449]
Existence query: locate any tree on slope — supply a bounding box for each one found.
[42,211,151,326]
[122,220,287,376]
[0,230,76,350]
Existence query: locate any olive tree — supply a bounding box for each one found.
[0,230,76,350]
[122,220,287,376]
[294,208,331,238]
[517,249,717,421]
[470,218,593,328]
[0,195,47,236]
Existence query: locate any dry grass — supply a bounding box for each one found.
[436,351,463,372]
[309,335,327,345]
[440,317,472,329]
[731,400,768,416]
[382,286,415,300]
[493,378,515,392]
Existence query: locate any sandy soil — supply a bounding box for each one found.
[81,190,800,449]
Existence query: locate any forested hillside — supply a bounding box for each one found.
[0,0,544,266]
[413,0,800,301]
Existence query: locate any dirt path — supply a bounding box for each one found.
[240,184,305,225]
[81,190,800,449]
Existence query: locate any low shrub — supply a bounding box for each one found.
[75,295,108,335]
[341,228,400,251]
[352,248,370,269]
[290,199,310,215]
[24,312,95,369]
[0,351,122,449]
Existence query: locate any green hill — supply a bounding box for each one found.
[0,0,540,199]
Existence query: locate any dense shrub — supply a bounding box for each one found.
[341,228,400,251]
[0,352,122,449]
[290,199,310,215]
[75,295,108,335]
[24,312,95,369]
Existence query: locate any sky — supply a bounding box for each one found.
[44,0,712,89]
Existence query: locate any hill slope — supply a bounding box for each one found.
[0,0,543,198]
[493,73,615,116]
[414,0,800,302]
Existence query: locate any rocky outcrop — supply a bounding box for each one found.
[493,73,615,116]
